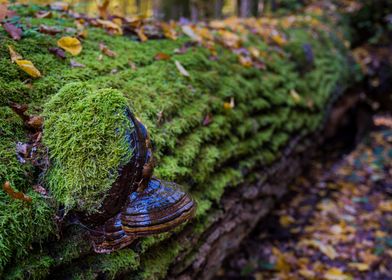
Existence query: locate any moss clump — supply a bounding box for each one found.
[43,82,133,213]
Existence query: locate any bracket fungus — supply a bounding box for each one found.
[43,82,195,253]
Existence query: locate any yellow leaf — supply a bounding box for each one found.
[290,89,301,103]
[15,59,41,78]
[271,31,287,46]
[379,200,392,211]
[324,268,352,280]
[279,215,295,227]
[348,263,369,271]
[57,37,82,56]
[238,56,252,68]
[161,22,177,40]
[298,268,315,279]
[272,247,291,273]
[8,45,22,63]
[223,97,235,110]
[136,27,148,42]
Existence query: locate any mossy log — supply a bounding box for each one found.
[0,5,360,279]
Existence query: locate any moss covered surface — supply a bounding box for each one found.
[0,5,358,279]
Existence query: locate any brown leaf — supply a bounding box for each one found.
[27,116,44,129]
[57,36,82,56]
[39,24,61,35]
[2,181,32,203]
[70,59,85,68]
[154,52,171,61]
[9,102,29,121]
[96,19,122,35]
[175,60,189,77]
[99,42,117,57]
[15,60,41,78]
[3,22,22,40]
[48,47,66,59]
[136,27,148,42]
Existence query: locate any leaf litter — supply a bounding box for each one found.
[217,116,392,280]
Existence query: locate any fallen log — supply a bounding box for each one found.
[0,3,360,279]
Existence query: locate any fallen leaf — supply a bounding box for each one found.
[33,184,48,196]
[99,42,117,57]
[279,215,295,227]
[27,116,44,129]
[379,200,392,211]
[2,181,32,203]
[15,60,41,78]
[3,22,22,40]
[271,31,287,46]
[136,27,148,42]
[96,19,122,35]
[219,30,241,48]
[348,262,369,271]
[35,10,52,19]
[0,4,17,21]
[181,25,201,41]
[324,268,352,280]
[48,47,66,59]
[272,247,291,273]
[175,60,189,77]
[239,55,252,67]
[223,97,235,110]
[8,45,22,62]
[57,36,82,56]
[298,268,315,279]
[39,24,62,35]
[203,113,213,126]
[154,52,171,61]
[290,89,301,103]
[70,59,85,68]
[161,22,177,40]
[50,2,69,11]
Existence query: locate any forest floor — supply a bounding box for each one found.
[215,115,392,280]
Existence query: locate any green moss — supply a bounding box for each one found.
[43,83,133,213]
[0,108,55,274]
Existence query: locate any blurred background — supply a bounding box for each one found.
[21,0,304,20]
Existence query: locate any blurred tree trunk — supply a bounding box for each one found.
[152,0,162,19]
[190,0,198,21]
[214,0,224,19]
[239,0,251,17]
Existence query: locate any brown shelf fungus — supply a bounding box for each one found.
[43,83,196,254]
